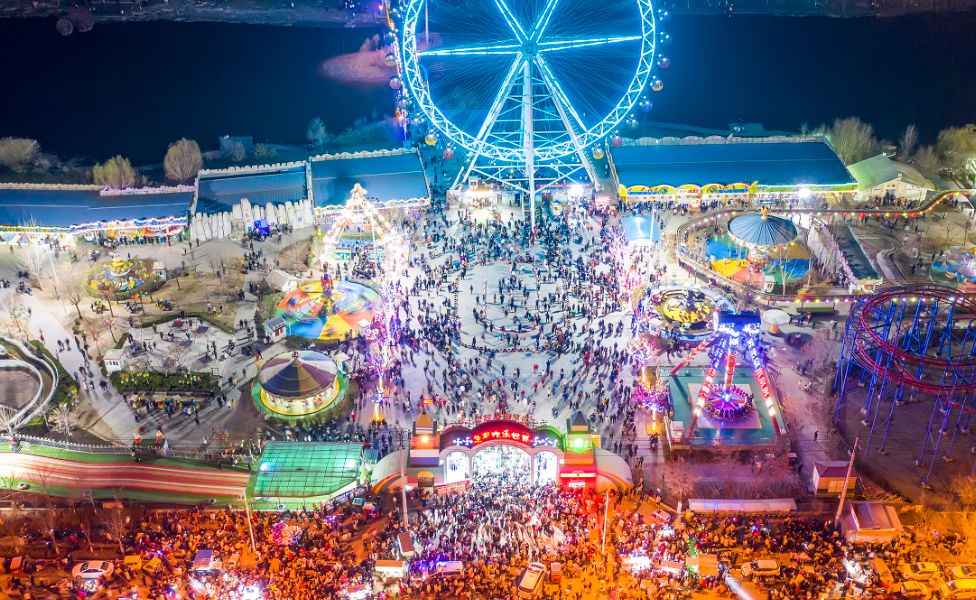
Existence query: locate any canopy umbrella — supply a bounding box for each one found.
[727,208,798,249]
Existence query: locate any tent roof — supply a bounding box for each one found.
[310,149,430,207]
[0,189,191,228]
[612,141,855,188]
[847,154,901,190]
[258,350,338,399]
[728,213,798,247]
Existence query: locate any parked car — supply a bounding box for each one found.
[741,559,780,578]
[935,579,976,600]
[949,566,976,581]
[71,560,114,579]
[900,580,932,599]
[902,562,941,582]
[517,562,547,598]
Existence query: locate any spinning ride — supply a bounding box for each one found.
[929,247,976,291]
[397,0,665,225]
[89,254,160,297]
[253,350,348,420]
[635,312,785,448]
[275,280,382,341]
[635,286,733,341]
[834,285,976,484]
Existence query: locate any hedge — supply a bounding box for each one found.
[110,370,220,395]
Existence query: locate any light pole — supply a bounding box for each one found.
[242,493,258,558]
[833,435,859,528]
[400,429,409,525]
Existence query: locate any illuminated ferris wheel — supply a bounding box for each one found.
[396,0,667,220]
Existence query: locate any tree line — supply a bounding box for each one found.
[0,137,203,189]
[806,117,976,183]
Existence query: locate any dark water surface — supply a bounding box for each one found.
[0,13,974,163]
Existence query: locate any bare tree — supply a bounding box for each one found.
[49,403,76,438]
[0,293,29,338]
[19,242,48,285]
[955,475,976,514]
[662,463,695,505]
[306,116,327,149]
[164,138,203,183]
[98,500,129,555]
[0,137,40,173]
[93,155,137,189]
[899,124,919,162]
[828,117,880,165]
[33,503,61,557]
[913,145,941,179]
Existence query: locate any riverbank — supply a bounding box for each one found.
[3,0,976,29]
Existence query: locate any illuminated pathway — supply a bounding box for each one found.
[0,450,250,499]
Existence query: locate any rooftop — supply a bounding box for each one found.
[195,165,308,215]
[847,154,901,190]
[612,141,855,188]
[0,188,191,228]
[253,442,361,500]
[310,149,429,206]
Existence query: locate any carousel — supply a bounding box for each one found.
[252,350,348,420]
[708,208,809,289]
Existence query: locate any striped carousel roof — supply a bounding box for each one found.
[258,350,339,399]
[727,211,798,248]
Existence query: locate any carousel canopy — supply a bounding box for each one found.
[727,212,798,248]
[258,350,339,399]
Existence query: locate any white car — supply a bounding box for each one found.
[900,580,931,599]
[950,566,976,581]
[902,562,941,582]
[71,560,114,580]
[0,344,7,357]
[741,559,780,578]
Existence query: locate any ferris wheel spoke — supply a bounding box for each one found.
[470,56,526,149]
[528,0,564,43]
[537,35,643,53]
[492,0,528,43]
[533,54,587,133]
[420,41,522,57]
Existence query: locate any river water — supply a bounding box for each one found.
[0,13,974,164]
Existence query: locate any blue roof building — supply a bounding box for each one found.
[612,140,856,192]
[310,149,430,208]
[0,188,192,229]
[194,164,309,215]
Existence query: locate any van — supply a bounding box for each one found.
[375,559,406,579]
[434,561,464,578]
[517,562,547,598]
[741,559,780,579]
[871,557,894,587]
[143,557,162,574]
[935,579,976,599]
[122,555,143,571]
